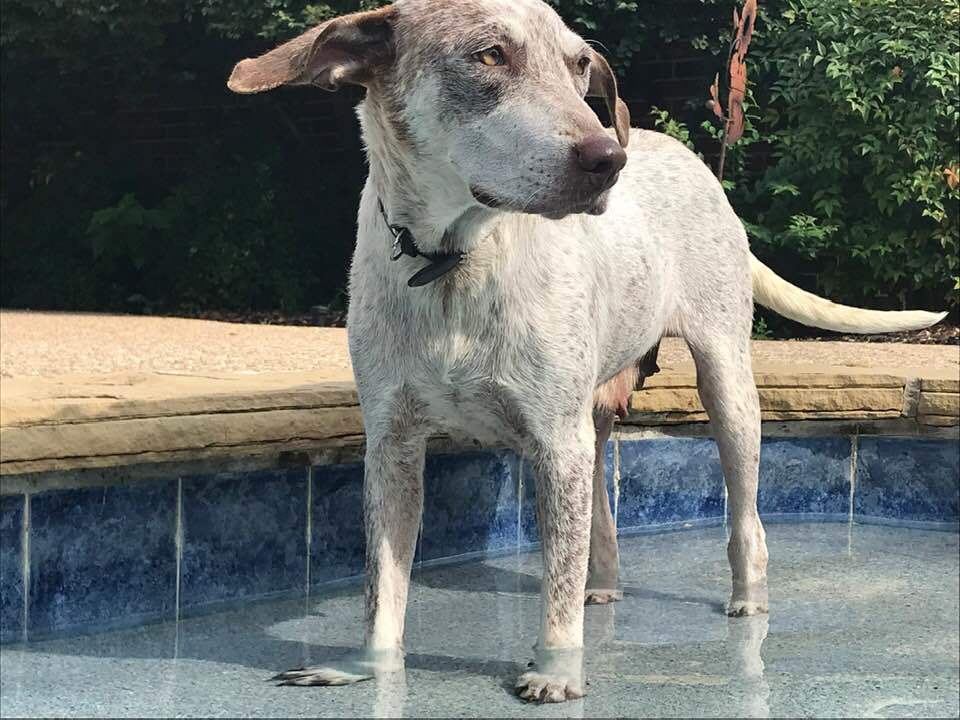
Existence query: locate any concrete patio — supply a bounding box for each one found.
[2,310,957,379]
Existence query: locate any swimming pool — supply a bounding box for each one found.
[0,367,957,716]
[1,522,956,718]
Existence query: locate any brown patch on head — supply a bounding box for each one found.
[389,5,527,120]
[433,58,511,120]
[376,87,418,150]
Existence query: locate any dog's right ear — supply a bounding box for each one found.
[227,5,395,94]
[587,49,631,148]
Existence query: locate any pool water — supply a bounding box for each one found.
[1,523,957,718]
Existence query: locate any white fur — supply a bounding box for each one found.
[248,0,945,703]
[751,256,948,333]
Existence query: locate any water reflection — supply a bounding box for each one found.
[372,669,408,719]
[726,614,770,718]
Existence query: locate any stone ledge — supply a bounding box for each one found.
[629,387,905,415]
[923,377,960,393]
[919,415,960,428]
[0,372,358,428]
[919,392,960,418]
[1,365,957,476]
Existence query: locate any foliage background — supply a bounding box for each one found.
[2,0,957,325]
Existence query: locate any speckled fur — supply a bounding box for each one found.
[238,0,774,703]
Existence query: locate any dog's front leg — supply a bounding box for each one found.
[275,412,426,687]
[361,428,426,655]
[516,419,594,703]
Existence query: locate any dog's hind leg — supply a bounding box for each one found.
[585,343,660,605]
[688,333,769,617]
[274,396,426,686]
[584,408,621,605]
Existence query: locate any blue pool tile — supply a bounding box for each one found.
[181,469,307,610]
[0,495,24,643]
[758,437,851,516]
[311,463,365,585]
[617,438,725,530]
[421,451,518,561]
[855,438,960,523]
[29,481,177,637]
[520,443,615,545]
[519,456,538,545]
[605,441,616,521]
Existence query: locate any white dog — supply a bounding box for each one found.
[228,0,945,703]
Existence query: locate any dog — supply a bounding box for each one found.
[228,0,946,703]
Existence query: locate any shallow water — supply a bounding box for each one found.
[1,523,957,718]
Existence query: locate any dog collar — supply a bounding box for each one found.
[378,199,464,288]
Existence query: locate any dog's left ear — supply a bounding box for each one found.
[587,50,631,148]
[228,5,395,94]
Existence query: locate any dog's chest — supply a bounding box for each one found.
[420,380,525,447]
[351,228,600,446]
[398,291,557,446]
[412,326,533,446]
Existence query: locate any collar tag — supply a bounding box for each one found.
[407,252,465,287]
[389,226,415,262]
[378,197,465,287]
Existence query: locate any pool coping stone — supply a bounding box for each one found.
[1,364,957,478]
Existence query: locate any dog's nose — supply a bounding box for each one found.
[575,134,627,181]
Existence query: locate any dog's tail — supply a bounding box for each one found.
[750,255,948,334]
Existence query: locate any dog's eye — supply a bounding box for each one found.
[577,55,591,75]
[475,46,506,67]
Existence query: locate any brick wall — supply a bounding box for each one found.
[99,89,363,175]
[59,56,715,176]
[622,50,717,125]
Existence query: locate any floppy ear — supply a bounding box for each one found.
[587,50,631,148]
[227,6,395,94]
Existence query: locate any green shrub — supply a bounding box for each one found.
[0,144,355,313]
[0,150,119,310]
[746,0,960,311]
[83,156,312,312]
[2,0,957,319]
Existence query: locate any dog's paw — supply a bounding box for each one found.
[272,648,403,687]
[515,670,584,703]
[273,665,374,686]
[726,599,768,617]
[516,647,585,704]
[584,588,622,605]
[728,581,769,617]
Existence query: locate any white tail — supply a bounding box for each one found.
[750,255,948,334]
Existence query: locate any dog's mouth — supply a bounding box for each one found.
[470,181,614,219]
[470,186,505,210]
[540,189,613,220]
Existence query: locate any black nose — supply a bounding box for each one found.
[575,133,627,180]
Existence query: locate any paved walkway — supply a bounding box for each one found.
[2,311,957,379]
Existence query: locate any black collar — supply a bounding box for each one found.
[378,199,464,287]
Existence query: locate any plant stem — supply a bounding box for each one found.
[717,119,731,181]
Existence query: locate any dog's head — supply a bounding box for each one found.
[228,0,631,219]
